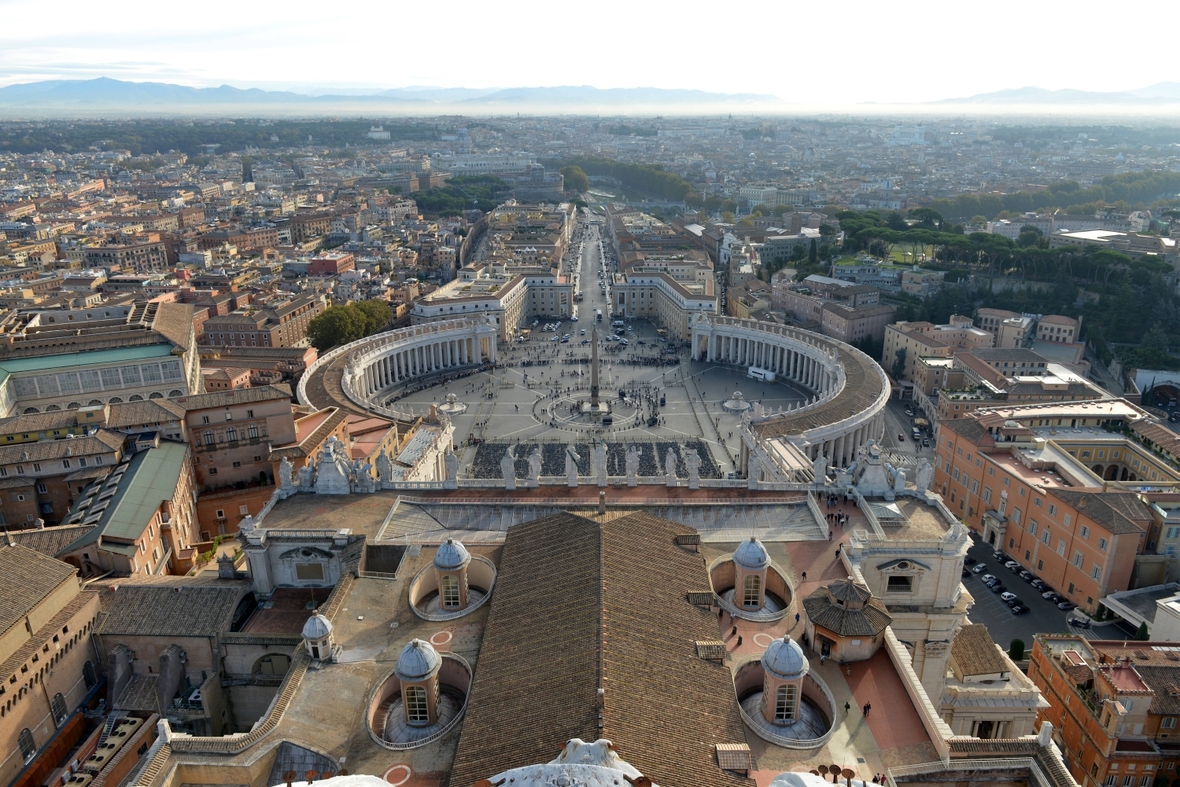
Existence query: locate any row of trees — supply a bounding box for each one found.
[924,171,1180,221]
[306,300,391,351]
[547,156,693,201]
[406,175,511,216]
[0,119,441,156]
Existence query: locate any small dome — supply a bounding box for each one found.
[395,639,442,682]
[763,635,809,681]
[302,612,332,640]
[733,537,771,570]
[434,538,471,571]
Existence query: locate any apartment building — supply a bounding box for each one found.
[412,272,529,341]
[1030,635,1180,786]
[934,401,1170,613]
[201,294,327,348]
[178,385,297,492]
[612,252,718,340]
[0,545,102,787]
[1039,315,1081,344]
[82,237,169,272]
[882,317,993,380]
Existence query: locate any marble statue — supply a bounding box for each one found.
[350,459,364,492]
[593,441,608,487]
[893,467,906,493]
[813,451,829,484]
[914,458,934,493]
[279,457,294,491]
[665,447,677,487]
[686,448,701,490]
[527,447,542,487]
[238,514,255,535]
[376,451,393,484]
[500,446,517,491]
[297,463,314,491]
[747,454,761,490]
[314,436,352,495]
[444,448,459,490]
[625,445,640,487]
[565,445,580,488]
[357,461,376,493]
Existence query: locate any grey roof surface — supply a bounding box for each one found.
[0,544,77,636]
[96,582,249,637]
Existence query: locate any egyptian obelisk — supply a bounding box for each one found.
[590,325,600,409]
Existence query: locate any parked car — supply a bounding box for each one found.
[993,551,1007,562]
[1030,579,1046,590]
[965,556,977,566]
[981,574,996,583]
[990,583,1006,594]
[972,564,988,574]
[1011,605,1028,615]
[1058,601,1077,611]
[897,433,905,442]
[1019,570,1034,581]
[962,568,972,578]
[1042,590,1060,601]
[1006,597,1023,608]
[1000,591,1018,602]
[1004,560,1020,571]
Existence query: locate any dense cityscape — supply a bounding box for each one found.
[3,83,1180,787]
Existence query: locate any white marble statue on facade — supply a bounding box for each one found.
[686,448,702,489]
[527,447,542,488]
[625,445,639,487]
[314,436,353,495]
[297,463,314,491]
[813,451,829,485]
[914,458,934,493]
[444,448,459,489]
[501,445,517,491]
[665,447,677,487]
[279,457,294,493]
[893,467,906,493]
[376,451,393,484]
[565,445,580,488]
[594,441,608,487]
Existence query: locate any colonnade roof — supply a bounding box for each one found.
[752,346,886,439]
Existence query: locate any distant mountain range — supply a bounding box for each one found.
[935,82,1180,105]
[0,78,778,114]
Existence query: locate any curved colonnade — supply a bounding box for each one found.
[299,318,499,414]
[691,316,890,476]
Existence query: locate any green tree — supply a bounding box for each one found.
[354,299,392,335]
[721,199,738,214]
[560,165,590,193]
[808,238,818,264]
[721,211,735,224]
[1008,639,1025,661]
[307,306,366,351]
[1134,621,1151,641]
[891,347,908,381]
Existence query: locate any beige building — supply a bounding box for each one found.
[882,318,992,380]
[0,545,102,786]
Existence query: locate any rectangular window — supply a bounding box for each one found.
[1073,551,1084,567]
[1048,504,1057,516]
[1034,497,1042,508]
[1029,520,1038,537]
[1057,539,1066,556]
[887,575,914,593]
[405,685,429,723]
[1013,508,1022,525]
[1081,525,1089,539]
[1163,717,1177,729]
[1065,514,1071,527]
[988,466,995,476]
[1093,564,1102,579]
[1100,538,1108,551]
[295,563,325,581]
[983,488,992,503]
[1043,529,1051,546]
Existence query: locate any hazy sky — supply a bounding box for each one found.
[1,0,1176,103]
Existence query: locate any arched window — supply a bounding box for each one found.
[51,692,67,723]
[148,392,164,399]
[226,427,238,443]
[253,653,291,675]
[204,431,215,446]
[743,574,761,607]
[247,424,259,440]
[441,575,460,609]
[774,684,797,722]
[18,727,35,762]
[404,685,429,724]
[128,395,144,402]
[168,390,184,397]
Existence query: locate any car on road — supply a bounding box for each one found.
[897,433,905,441]
[1000,591,1017,602]
[973,564,988,574]
[905,409,914,417]
[922,439,930,447]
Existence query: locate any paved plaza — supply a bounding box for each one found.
[380,318,810,477]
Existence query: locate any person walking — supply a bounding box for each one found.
[864,702,872,717]
[795,612,801,625]
[844,701,851,716]
[801,571,807,582]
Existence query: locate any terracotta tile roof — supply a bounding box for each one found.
[1047,490,1148,536]
[0,544,78,635]
[175,383,292,412]
[96,581,250,638]
[951,624,1010,677]
[447,512,751,787]
[801,584,891,638]
[8,524,97,557]
[0,429,124,464]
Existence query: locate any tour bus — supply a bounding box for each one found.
[748,366,776,382]
[595,308,603,322]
